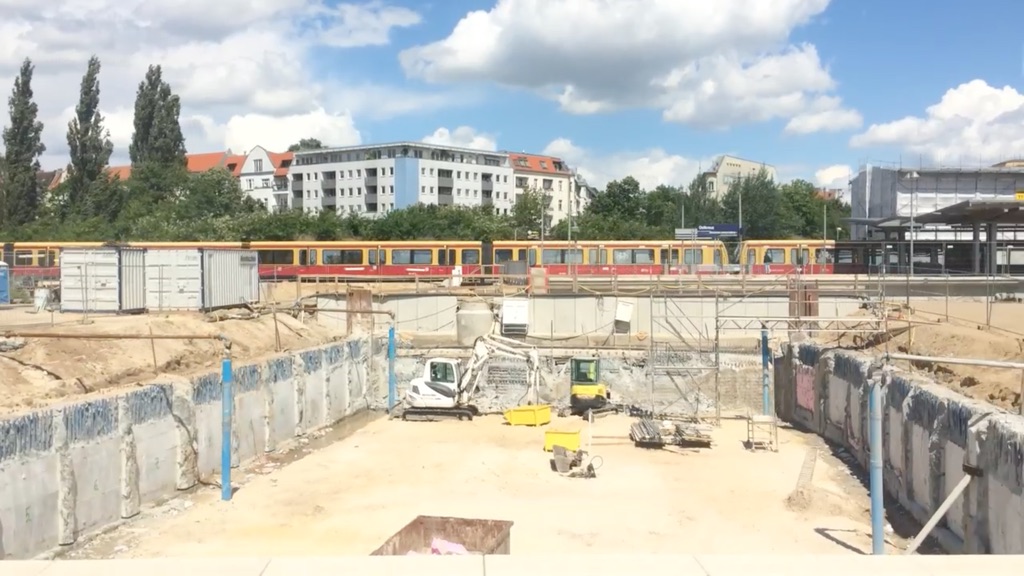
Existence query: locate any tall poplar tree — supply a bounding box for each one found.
[1,58,46,228]
[64,55,113,216]
[129,65,186,167]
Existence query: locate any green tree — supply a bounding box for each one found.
[683,174,723,227]
[721,169,792,239]
[63,56,113,218]
[510,188,547,238]
[1,58,46,228]
[288,138,325,152]
[129,65,186,168]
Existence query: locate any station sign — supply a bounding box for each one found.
[696,224,741,239]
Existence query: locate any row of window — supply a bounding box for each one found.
[293,147,509,166]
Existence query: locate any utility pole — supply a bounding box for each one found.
[823,203,827,241]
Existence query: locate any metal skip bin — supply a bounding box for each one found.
[370,515,513,555]
[59,247,146,313]
[200,249,259,311]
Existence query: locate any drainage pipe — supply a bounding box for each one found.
[882,352,1024,370]
[870,368,888,554]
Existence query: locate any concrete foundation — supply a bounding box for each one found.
[775,342,1024,553]
[0,335,387,560]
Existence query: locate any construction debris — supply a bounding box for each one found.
[549,445,598,479]
[629,418,713,450]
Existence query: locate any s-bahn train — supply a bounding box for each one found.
[4,238,1014,281]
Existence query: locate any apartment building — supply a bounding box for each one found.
[237,146,293,212]
[507,152,584,226]
[702,155,777,198]
[288,142,516,217]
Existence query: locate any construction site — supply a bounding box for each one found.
[1,250,1023,573]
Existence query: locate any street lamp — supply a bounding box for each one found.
[903,171,920,275]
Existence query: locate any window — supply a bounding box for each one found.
[764,249,785,264]
[13,250,34,266]
[461,249,480,264]
[421,167,426,175]
[515,177,528,188]
[587,249,607,264]
[494,249,514,263]
[429,361,456,384]
[789,248,809,265]
[368,250,386,265]
[391,249,434,265]
[258,250,294,265]
[612,249,654,264]
[683,249,703,265]
[246,178,253,189]
[261,178,270,188]
[253,159,263,172]
[321,249,363,264]
[816,249,833,264]
[542,249,583,265]
[390,167,394,175]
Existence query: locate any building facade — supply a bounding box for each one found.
[849,164,1024,241]
[237,146,293,212]
[702,155,777,198]
[288,142,516,217]
[507,152,587,227]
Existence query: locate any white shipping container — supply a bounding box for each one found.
[145,249,203,311]
[60,247,146,313]
[202,249,260,310]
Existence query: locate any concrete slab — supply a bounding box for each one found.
[484,554,708,575]
[260,555,484,576]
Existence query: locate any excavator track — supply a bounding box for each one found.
[401,405,480,422]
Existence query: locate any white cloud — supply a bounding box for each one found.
[850,80,1024,164]
[543,138,707,190]
[814,164,851,189]
[400,0,860,134]
[422,126,497,151]
[0,0,449,169]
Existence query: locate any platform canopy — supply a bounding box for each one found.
[913,198,1024,225]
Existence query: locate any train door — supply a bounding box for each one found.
[789,246,809,272]
[298,248,318,268]
[481,241,494,277]
[437,246,456,270]
[659,245,677,275]
[2,243,12,267]
[745,246,757,274]
[367,245,384,277]
[712,247,723,272]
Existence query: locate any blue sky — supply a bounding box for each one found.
[7,0,1024,191]
[301,0,1024,189]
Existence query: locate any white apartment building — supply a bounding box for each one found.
[288,142,516,217]
[507,152,587,227]
[703,155,777,198]
[237,146,293,212]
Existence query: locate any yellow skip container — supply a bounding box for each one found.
[543,428,582,452]
[503,404,552,427]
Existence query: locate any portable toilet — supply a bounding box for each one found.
[0,262,10,304]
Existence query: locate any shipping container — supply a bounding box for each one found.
[370,515,513,555]
[144,248,259,312]
[0,262,9,304]
[201,249,259,310]
[59,247,146,313]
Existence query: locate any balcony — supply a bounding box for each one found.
[481,178,494,192]
[364,192,378,204]
[438,175,453,188]
[364,174,378,187]
[291,179,303,192]
[437,188,454,206]
[322,175,336,187]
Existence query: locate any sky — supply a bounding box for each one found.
[3,0,1024,194]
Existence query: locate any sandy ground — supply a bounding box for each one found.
[60,414,912,558]
[0,307,342,414]
[822,299,1024,411]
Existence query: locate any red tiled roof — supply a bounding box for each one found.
[505,152,571,175]
[186,151,231,172]
[268,151,293,177]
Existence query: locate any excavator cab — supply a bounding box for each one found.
[569,356,610,416]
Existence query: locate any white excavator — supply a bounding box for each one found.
[400,334,542,421]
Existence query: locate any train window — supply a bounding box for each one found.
[613,249,654,264]
[746,249,755,265]
[517,249,527,261]
[816,248,833,264]
[659,249,678,264]
[836,249,854,264]
[494,249,514,263]
[462,249,481,265]
[368,250,386,265]
[392,249,434,265]
[683,249,703,265]
[322,249,363,264]
[258,250,294,265]
[13,250,33,266]
[713,250,723,265]
[587,249,607,264]
[542,249,583,264]
[764,249,785,264]
[789,248,809,265]
[45,251,57,267]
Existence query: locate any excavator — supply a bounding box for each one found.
[568,356,614,417]
[400,334,542,421]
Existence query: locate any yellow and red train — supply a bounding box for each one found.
[1,239,837,281]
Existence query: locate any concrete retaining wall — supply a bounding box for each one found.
[319,294,862,340]
[774,342,1024,553]
[0,336,387,560]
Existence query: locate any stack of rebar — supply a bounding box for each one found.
[629,418,663,445]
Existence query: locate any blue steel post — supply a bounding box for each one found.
[387,325,397,411]
[869,369,887,554]
[221,353,233,501]
[761,326,770,415]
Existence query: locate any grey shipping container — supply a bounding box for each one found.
[144,248,259,311]
[370,515,513,555]
[59,247,146,313]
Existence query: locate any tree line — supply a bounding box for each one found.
[0,56,850,244]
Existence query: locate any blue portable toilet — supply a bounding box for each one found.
[0,262,10,305]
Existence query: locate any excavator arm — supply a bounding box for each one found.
[456,334,541,406]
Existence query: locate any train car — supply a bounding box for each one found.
[738,240,835,274]
[246,240,488,280]
[2,241,106,282]
[492,239,730,275]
